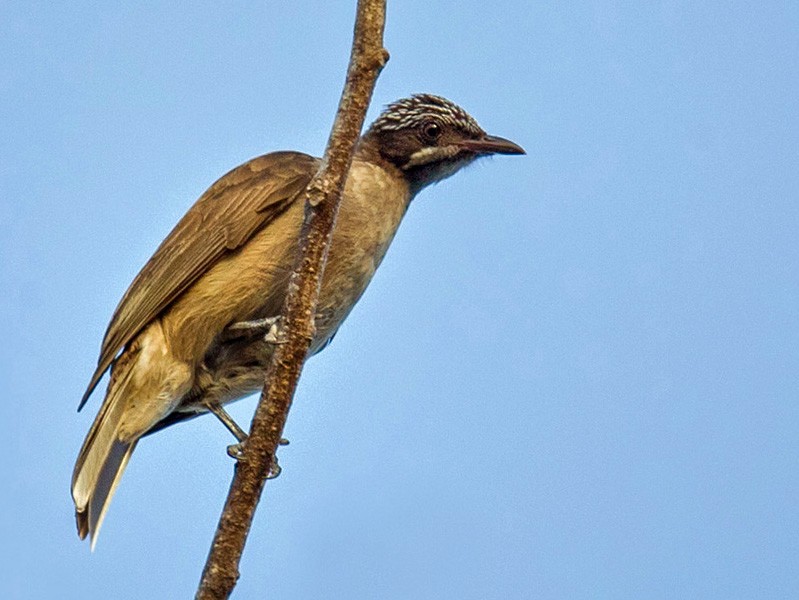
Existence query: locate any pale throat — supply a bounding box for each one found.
[402,145,477,192]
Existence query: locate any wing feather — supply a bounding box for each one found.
[79,151,319,409]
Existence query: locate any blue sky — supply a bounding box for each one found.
[2,2,798,598]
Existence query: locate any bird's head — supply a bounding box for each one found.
[360,94,525,194]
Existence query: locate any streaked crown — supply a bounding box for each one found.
[371,94,484,138]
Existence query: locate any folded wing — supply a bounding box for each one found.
[79,151,320,409]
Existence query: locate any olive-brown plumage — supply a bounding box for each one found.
[72,94,524,546]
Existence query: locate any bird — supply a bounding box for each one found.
[72,93,525,547]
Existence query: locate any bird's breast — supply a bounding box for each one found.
[163,161,409,364]
[313,161,411,346]
[169,160,410,411]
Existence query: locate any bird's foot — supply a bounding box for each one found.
[227,438,290,479]
[223,316,286,344]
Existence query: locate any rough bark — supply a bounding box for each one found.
[195,2,388,598]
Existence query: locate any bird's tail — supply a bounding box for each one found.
[71,357,140,550]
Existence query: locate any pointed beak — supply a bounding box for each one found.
[458,134,526,155]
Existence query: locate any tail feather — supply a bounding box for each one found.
[73,323,190,548]
[76,439,136,549]
[72,353,140,549]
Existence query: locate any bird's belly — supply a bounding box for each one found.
[180,242,390,413]
[173,162,410,413]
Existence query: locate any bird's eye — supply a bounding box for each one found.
[420,121,442,143]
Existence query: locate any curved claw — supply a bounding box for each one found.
[226,441,284,480]
[266,461,282,479]
[226,442,245,459]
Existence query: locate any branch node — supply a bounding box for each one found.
[376,48,390,68]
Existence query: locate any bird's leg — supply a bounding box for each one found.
[221,315,286,344]
[203,400,248,444]
[212,316,289,477]
[202,401,250,462]
[203,400,288,478]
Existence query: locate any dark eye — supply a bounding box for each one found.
[420,121,442,143]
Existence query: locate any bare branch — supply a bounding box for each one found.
[195,2,388,598]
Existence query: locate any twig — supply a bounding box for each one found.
[195,2,388,598]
